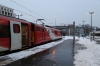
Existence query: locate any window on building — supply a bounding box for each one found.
[5,12,7,16]
[4,8,6,11]
[1,7,3,10]
[2,11,4,15]
[8,13,10,16]
[13,24,20,33]
[0,25,10,38]
[10,13,12,17]
[10,10,12,12]
[7,9,9,12]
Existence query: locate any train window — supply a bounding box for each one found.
[42,28,44,32]
[52,30,54,33]
[31,25,34,31]
[13,24,20,33]
[36,27,40,31]
[60,32,61,35]
[0,25,10,38]
[55,31,57,34]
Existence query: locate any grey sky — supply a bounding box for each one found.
[0,0,100,27]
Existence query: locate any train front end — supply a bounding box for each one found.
[0,17,10,52]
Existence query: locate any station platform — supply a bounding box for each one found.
[6,39,74,66]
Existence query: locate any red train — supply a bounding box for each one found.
[0,15,62,53]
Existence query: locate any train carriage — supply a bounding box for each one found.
[44,26,62,41]
[0,15,31,52]
[31,23,51,45]
[0,14,62,54]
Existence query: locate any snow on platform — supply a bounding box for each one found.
[74,37,100,66]
[0,37,69,66]
[0,36,76,66]
[0,47,8,52]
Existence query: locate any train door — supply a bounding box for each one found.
[31,24,34,45]
[21,24,29,48]
[10,21,22,51]
[42,28,45,40]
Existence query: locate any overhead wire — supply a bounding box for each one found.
[14,9,37,19]
[10,0,53,24]
[10,0,43,17]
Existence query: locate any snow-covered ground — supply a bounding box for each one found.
[74,37,100,66]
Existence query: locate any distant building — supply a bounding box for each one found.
[52,24,99,36]
[51,26,68,35]
[0,4,16,17]
[52,25,74,36]
[75,26,84,36]
[75,24,96,36]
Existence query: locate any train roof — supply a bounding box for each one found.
[45,25,53,28]
[0,15,27,21]
[0,14,31,24]
[0,15,62,31]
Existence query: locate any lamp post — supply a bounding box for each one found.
[87,12,95,41]
[82,20,85,39]
[54,15,56,28]
[16,14,23,18]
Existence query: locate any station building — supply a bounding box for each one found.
[0,5,16,17]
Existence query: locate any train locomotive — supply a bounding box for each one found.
[0,15,62,53]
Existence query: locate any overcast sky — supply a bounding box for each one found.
[0,0,100,27]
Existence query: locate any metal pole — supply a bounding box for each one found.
[91,14,93,41]
[69,28,70,36]
[91,14,92,33]
[55,16,56,28]
[91,14,95,40]
[73,21,75,56]
[83,22,84,39]
[73,21,75,44]
[82,21,85,39]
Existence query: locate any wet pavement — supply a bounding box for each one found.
[74,42,87,55]
[44,39,74,66]
[5,39,74,66]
